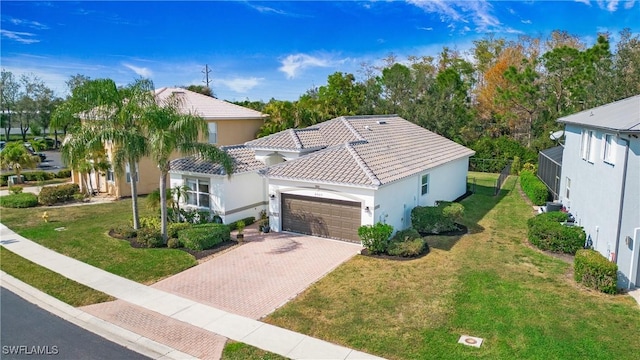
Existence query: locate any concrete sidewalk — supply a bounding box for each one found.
[0,223,384,360]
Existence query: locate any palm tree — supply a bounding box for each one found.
[0,142,40,183]
[58,78,154,229]
[144,95,233,242]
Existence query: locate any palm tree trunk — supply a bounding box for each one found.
[129,160,140,229]
[160,170,169,243]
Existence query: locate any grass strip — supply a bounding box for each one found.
[1,247,114,307]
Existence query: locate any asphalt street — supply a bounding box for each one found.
[0,287,149,360]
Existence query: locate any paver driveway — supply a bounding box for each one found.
[151,229,362,319]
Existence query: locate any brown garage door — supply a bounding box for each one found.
[281,194,361,242]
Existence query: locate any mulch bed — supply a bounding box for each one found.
[418,223,468,237]
[108,229,239,260]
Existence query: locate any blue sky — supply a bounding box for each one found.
[1,1,639,101]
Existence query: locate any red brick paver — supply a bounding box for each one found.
[82,300,226,360]
[152,231,362,319]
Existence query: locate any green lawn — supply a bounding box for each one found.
[222,342,288,360]
[0,199,197,284]
[265,175,640,359]
[1,248,114,306]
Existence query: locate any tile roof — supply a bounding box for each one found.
[261,115,475,187]
[155,87,267,120]
[170,145,265,175]
[558,95,640,132]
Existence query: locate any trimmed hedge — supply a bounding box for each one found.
[411,202,464,234]
[527,212,585,254]
[574,249,618,294]
[0,193,39,208]
[180,223,231,251]
[520,170,550,205]
[38,183,80,205]
[135,227,164,248]
[56,169,72,178]
[228,217,255,231]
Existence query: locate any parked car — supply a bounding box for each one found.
[24,143,47,162]
[34,136,61,149]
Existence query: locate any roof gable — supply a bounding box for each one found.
[558,95,640,132]
[170,145,264,176]
[155,87,267,120]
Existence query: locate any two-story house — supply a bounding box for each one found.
[73,87,268,198]
[558,95,640,289]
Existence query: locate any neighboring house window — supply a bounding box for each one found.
[208,122,217,144]
[186,178,210,208]
[106,169,115,182]
[580,130,595,162]
[421,174,429,195]
[603,134,615,164]
[565,177,571,199]
[125,163,139,183]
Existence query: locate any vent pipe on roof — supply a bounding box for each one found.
[377,120,387,125]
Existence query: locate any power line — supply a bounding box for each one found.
[202,65,212,88]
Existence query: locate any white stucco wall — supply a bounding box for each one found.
[169,171,267,224]
[559,124,640,288]
[267,179,375,232]
[373,156,471,232]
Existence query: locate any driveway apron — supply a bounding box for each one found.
[152,231,362,320]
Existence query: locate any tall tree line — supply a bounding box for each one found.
[241,29,640,155]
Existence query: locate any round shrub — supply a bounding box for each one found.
[136,227,164,248]
[112,225,136,239]
[358,222,394,254]
[56,169,72,178]
[391,228,421,242]
[38,183,80,205]
[387,238,428,257]
[0,193,39,208]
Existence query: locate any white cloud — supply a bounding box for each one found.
[418,26,433,31]
[575,0,592,6]
[596,0,623,11]
[122,63,153,77]
[407,0,516,34]
[624,0,637,9]
[278,54,333,79]
[0,29,39,44]
[7,17,49,30]
[218,77,263,93]
[521,19,532,24]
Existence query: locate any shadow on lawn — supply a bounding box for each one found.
[426,177,516,252]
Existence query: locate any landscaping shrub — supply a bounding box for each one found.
[139,216,161,230]
[0,193,39,208]
[23,171,54,182]
[358,222,394,254]
[167,237,182,249]
[112,225,137,239]
[179,224,230,251]
[168,222,191,239]
[527,212,585,254]
[574,249,618,294]
[387,238,428,257]
[8,185,23,194]
[411,202,464,234]
[56,169,72,178]
[228,217,256,231]
[135,227,164,248]
[391,228,421,242]
[38,183,80,205]
[520,170,549,205]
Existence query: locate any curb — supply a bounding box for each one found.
[0,271,195,360]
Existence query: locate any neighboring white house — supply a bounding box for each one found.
[557,95,640,289]
[169,115,475,242]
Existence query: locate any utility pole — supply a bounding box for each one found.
[202,65,212,88]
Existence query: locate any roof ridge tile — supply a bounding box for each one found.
[289,129,303,149]
[345,142,381,186]
[341,117,366,141]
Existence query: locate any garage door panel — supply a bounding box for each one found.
[282,194,361,242]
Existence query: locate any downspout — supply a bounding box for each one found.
[614,136,630,286]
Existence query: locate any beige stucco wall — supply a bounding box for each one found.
[76,117,266,197]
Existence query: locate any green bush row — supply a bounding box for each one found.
[574,249,618,294]
[411,202,464,234]
[0,170,71,186]
[520,170,550,206]
[527,212,585,254]
[0,193,39,208]
[179,223,231,251]
[38,183,80,205]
